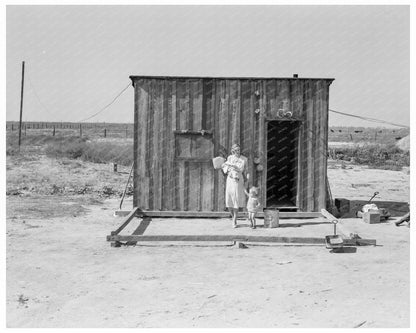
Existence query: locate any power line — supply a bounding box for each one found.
[27,75,53,117]
[329,109,410,129]
[78,83,131,123]
[19,73,410,129]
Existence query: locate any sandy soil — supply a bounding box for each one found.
[327,160,409,202]
[6,156,410,328]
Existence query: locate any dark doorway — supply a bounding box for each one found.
[266,121,299,209]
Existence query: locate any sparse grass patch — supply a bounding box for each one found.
[329,143,410,170]
[80,142,133,166]
[45,137,88,159]
[44,137,133,166]
[7,132,133,167]
[6,142,19,156]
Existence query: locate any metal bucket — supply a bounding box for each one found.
[263,209,279,228]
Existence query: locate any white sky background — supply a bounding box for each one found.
[6,5,410,127]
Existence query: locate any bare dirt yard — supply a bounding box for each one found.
[6,151,410,328]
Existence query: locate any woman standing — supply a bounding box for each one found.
[221,143,249,228]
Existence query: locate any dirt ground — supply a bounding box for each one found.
[327,160,410,202]
[5,155,411,328]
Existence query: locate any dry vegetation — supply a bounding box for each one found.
[328,144,409,171]
[6,127,135,217]
[7,123,410,170]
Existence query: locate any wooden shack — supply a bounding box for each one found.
[130,75,334,215]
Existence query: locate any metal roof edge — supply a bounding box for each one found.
[129,75,335,82]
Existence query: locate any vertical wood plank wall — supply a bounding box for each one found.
[133,77,332,212]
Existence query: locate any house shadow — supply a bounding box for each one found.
[330,247,357,254]
[277,221,332,228]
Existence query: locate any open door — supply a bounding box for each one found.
[266,120,299,210]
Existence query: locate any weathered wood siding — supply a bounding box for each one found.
[132,76,333,212]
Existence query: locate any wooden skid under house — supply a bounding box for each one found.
[130,75,334,215]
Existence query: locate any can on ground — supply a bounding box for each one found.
[263,209,279,228]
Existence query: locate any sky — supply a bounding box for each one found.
[6,5,410,127]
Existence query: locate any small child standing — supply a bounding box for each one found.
[245,187,261,229]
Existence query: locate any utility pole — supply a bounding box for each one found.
[18,61,25,148]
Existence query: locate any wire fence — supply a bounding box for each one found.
[6,121,134,139]
[6,121,409,145]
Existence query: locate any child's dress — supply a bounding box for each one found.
[247,196,260,213]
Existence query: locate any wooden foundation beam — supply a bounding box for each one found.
[343,238,377,246]
[113,210,322,219]
[321,209,377,245]
[321,209,338,223]
[107,234,326,244]
[321,208,349,238]
[111,207,140,236]
[106,234,376,246]
[107,209,377,247]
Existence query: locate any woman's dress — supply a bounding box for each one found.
[222,155,248,209]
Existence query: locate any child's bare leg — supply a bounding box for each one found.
[252,215,257,228]
[248,213,254,227]
[228,207,233,219]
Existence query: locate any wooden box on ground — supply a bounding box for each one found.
[335,198,409,218]
[363,211,381,224]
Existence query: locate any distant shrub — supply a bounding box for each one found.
[45,138,88,159]
[45,138,133,166]
[80,142,133,166]
[329,143,410,170]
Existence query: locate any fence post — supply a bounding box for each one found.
[126,126,128,138]
[79,123,82,137]
[53,125,56,136]
[11,124,14,131]
[24,125,27,136]
[104,128,107,138]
